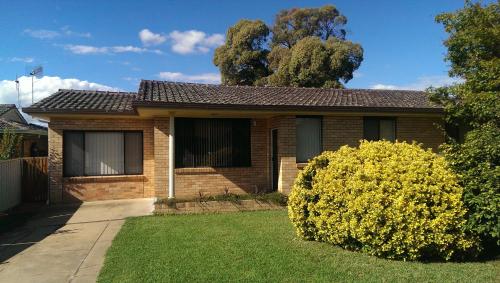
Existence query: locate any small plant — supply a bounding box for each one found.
[0,128,22,160]
[254,192,288,206]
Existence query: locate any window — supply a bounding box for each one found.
[296,116,322,163]
[363,118,396,141]
[175,118,251,168]
[63,131,143,176]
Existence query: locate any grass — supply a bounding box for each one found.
[98,211,499,283]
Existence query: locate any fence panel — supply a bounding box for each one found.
[0,159,22,212]
[21,157,48,202]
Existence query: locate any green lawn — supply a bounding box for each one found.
[98,211,499,283]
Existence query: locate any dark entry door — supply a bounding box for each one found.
[271,129,278,191]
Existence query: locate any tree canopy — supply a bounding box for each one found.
[213,20,270,86]
[214,5,363,88]
[430,0,499,250]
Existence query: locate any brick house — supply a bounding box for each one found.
[23,80,444,203]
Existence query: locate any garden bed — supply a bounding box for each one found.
[155,192,287,214]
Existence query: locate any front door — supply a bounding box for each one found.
[271,129,278,191]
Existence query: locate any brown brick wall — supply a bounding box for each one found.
[48,118,154,202]
[273,115,445,195]
[323,116,363,151]
[46,114,444,202]
[154,118,169,199]
[397,117,444,151]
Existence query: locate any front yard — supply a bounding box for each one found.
[98,210,499,282]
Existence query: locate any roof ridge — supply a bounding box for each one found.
[139,80,426,92]
[57,88,137,94]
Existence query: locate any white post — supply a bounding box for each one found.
[168,114,175,199]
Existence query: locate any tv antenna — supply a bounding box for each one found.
[26,65,43,105]
[15,75,20,107]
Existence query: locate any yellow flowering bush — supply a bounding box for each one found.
[288,140,476,260]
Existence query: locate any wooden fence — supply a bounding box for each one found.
[0,157,48,211]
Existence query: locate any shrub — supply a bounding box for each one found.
[288,141,477,260]
[442,122,500,248]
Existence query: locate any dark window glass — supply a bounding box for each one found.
[296,117,322,163]
[125,132,143,174]
[63,131,143,176]
[363,118,396,141]
[63,132,84,177]
[175,118,251,168]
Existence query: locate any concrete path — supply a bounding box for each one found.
[0,198,154,283]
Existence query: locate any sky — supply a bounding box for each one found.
[0,0,482,111]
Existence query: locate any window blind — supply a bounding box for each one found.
[296,117,322,163]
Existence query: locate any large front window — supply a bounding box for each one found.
[63,131,143,177]
[296,116,322,163]
[175,118,251,168]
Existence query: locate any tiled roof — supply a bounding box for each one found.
[136,80,442,113]
[23,89,137,114]
[0,104,16,116]
[0,118,47,133]
[23,81,443,115]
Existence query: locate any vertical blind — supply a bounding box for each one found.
[85,132,124,175]
[175,118,251,168]
[363,118,396,141]
[63,131,143,176]
[296,117,322,163]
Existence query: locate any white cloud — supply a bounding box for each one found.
[168,30,224,54]
[139,29,167,46]
[10,57,34,63]
[353,71,363,78]
[63,44,162,55]
[158,72,221,84]
[24,27,91,39]
[60,26,91,38]
[23,29,60,39]
[371,84,398,90]
[0,76,118,108]
[371,75,463,91]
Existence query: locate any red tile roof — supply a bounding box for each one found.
[23,80,443,115]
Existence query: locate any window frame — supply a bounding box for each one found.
[63,130,144,177]
[295,115,323,163]
[363,117,397,141]
[175,118,252,168]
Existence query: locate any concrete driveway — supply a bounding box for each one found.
[0,198,154,283]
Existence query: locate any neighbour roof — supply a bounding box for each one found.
[23,81,443,115]
[136,80,442,112]
[0,118,47,134]
[23,89,137,115]
[0,104,16,116]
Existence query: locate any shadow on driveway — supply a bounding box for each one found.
[0,203,81,263]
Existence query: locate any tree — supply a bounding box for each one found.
[271,5,347,48]
[267,36,363,88]
[0,128,22,160]
[213,5,363,88]
[213,20,270,86]
[431,1,499,250]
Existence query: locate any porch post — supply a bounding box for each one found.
[168,114,175,199]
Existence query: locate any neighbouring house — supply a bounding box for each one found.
[0,104,48,157]
[23,80,444,203]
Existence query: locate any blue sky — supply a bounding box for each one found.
[0,0,480,108]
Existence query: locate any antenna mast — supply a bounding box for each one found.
[28,66,43,105]
[15,75,20,107]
